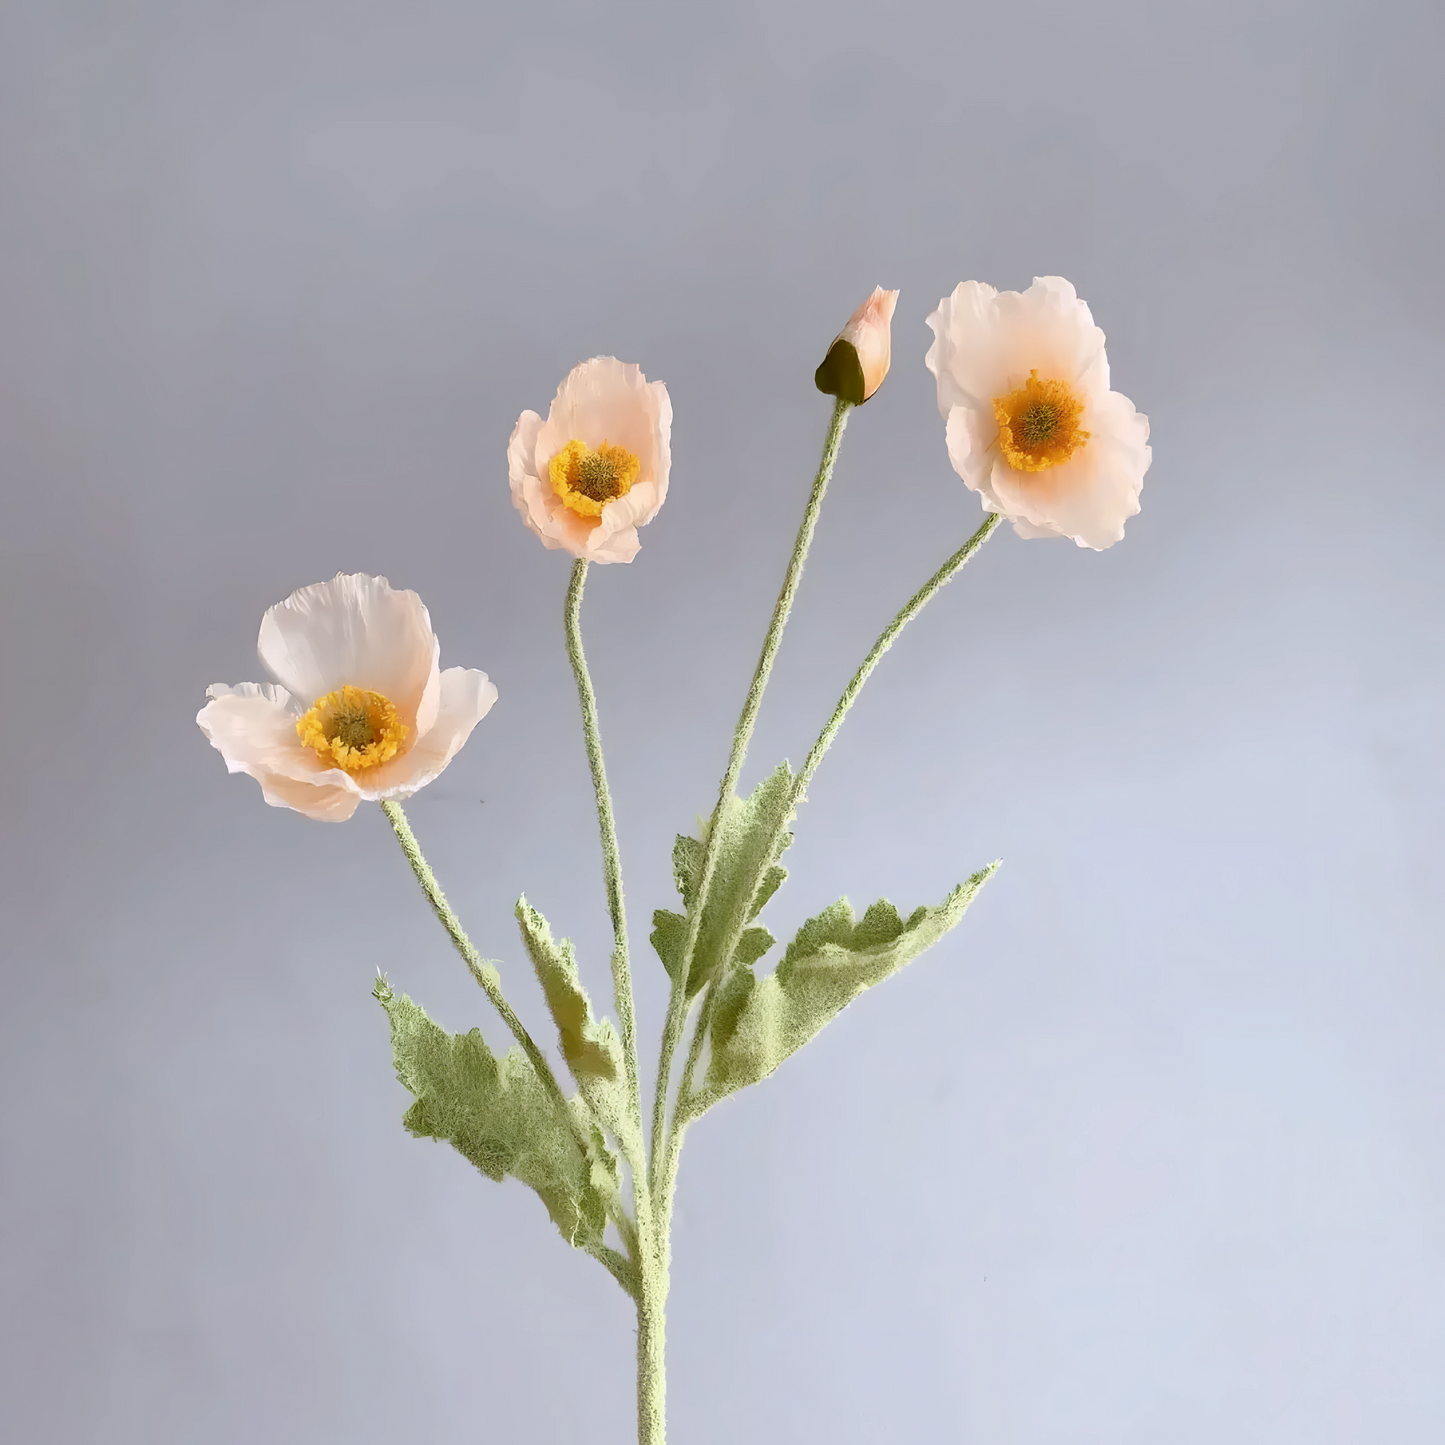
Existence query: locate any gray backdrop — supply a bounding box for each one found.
[2,2,1442,1441]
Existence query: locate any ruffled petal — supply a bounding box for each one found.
[510,358,672,564]
[943,404,998,497]
[197,683,362,821]
[256,574,441,733]
[356,668,499,800]
[926,277,1106,416]
[1008,516,1065,541]
[534,357,669,490]
[986,388,1150,550]
[248,770,361,821]
[508,410,548,545]
[925,280,999,417]
[516,463,626,561]
[928,276,1147,549]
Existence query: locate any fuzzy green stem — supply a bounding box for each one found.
[637,399,852,1444]
[673,511,1003,1114]
[674,995,712,1124]
[381,799,564,1101]
[649,398,851,1193]
[636,1288,667,1445]
[589,1242,639,1296]
[565,559,646,1163]
[380,798,638,1264]
[651,1081,692,1260]
[718,397,853,799]
[798,511,1001,791]
[563,560,668,1440]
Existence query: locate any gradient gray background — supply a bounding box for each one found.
[2,3,1442,1441]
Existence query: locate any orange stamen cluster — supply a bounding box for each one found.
[296,685,407,773]
[549,440,640,518]
[992,370,1090,472]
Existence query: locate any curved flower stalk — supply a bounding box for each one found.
[925,275,1152,549]
[197,572,636,1280]
[197,572,497,821]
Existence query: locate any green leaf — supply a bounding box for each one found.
[700,863,998,1104]
[649,907,688,983]
[374,978,619,1250]
[672,833,704,906]
[515,896,635,1147]
[515,897,623,1083]
[651,762,795,996]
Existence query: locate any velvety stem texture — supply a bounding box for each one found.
[563,561,667,1442]
[635,399,853,1442]
[649,397,852,1190]
[381,799,561,1098]
[799,510,1001,790]
[381,799,638,1285]
[565,559,646,1155]
[673,510,1003,1117]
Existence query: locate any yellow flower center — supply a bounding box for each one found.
[549,439,640,518]
[992,370,1090,472]
[296,685,407,773]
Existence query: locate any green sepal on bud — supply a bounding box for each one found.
[814,338,869,405]
[814,286,899,404]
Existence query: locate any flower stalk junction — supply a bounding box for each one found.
[379,395,1001,1442]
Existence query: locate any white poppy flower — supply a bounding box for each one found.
[508,356,672,564]
[924,276,1151,550]
[197,573,497,822]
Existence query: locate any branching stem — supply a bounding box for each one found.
[380,799,638,1260]
[649,398,852,1193]
[672,511,1003,1114]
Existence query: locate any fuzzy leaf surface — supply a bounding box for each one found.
[374,979,618,1249]
[651,761,794,995]
[700,864,997,1104]
[649,907,689,985]
[516,897,624,1083]
[515,896,634,1145]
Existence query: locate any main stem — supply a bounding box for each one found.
[636,400,852,1442]
[562,561,666,1444]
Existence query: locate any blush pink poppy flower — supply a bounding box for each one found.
[508,357,672,564]
[925,276,1151,550]
[197,573,497,822]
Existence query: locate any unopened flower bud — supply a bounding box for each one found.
[814,287,899,404]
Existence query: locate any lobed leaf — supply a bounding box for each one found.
[374,979,619,1250]
[516,897,624,1083]
[515,896,634,1145]
[650,762,795,996]
[699,863,998,1105]
[648,907,689,986]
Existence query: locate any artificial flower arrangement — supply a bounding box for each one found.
[199,277,1150,1442]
